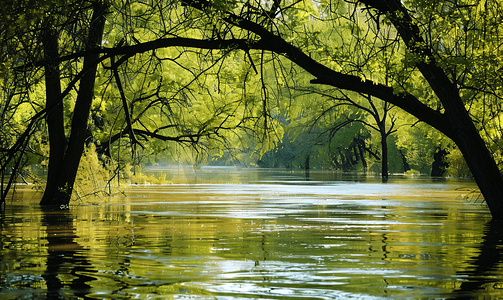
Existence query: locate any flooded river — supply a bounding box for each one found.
[1,167,502,299]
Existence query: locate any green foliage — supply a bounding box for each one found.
[74,144,113,196]
[445,148,472,178]
[395,122,439,174]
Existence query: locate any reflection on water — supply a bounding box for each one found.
[1,167,502,299]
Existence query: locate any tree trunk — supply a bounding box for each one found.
[41,27,67,204]
[399,149,411,173]
[358,143,367,173]
[449,112,503,218]
[40,2,107,206]
[380,131,388,182]
[431,149,447,177]
[305,154,310,178]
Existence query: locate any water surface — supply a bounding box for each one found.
[1,167,502,299]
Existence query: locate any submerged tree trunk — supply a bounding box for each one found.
[358,143,367,173]
[41,27,67,205]
[380,130,388,182]
[305,154,310,178]
[448,111,503,217]
[399,150,411,173]
[40,2,107,206]
[431,149,447,177]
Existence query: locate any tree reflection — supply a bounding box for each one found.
[42,208,95,299]
[451,220,503,298]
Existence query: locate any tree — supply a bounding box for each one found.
[395,121,445,174]
[0,0,282,206]
[291,88,399,180]
[339,94,398,181]
[178,0,503,218]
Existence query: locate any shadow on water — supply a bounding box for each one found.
[449,220,503,299]
[41,207,95,299]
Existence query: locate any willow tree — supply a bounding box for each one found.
[175,0,503,218]
[0,0,281,206]
[287,86,401,180]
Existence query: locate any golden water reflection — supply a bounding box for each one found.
[1,168,502,299]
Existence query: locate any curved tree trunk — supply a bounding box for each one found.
[448,110,503,217]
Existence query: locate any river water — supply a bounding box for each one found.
[1,166,502,299]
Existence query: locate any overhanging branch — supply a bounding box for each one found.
[179,1,452,138]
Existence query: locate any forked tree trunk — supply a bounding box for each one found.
[40,2,107,206]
